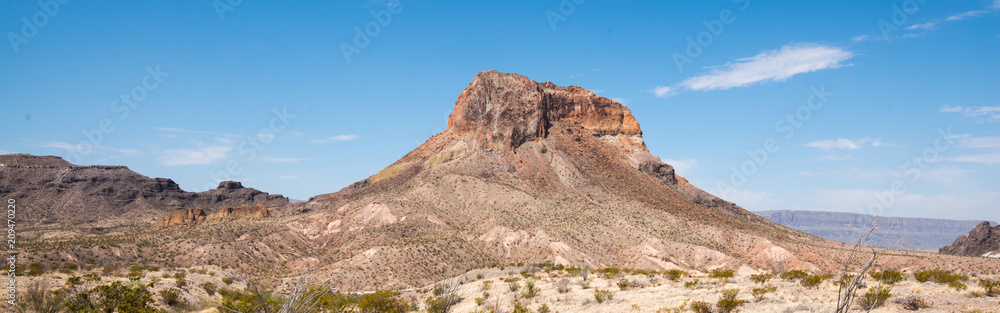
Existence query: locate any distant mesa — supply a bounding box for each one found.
[940,221,1000,258]
[0,153,288,230]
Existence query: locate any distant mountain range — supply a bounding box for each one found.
[755,210,992,251]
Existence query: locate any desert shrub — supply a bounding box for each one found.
[537,303,551,313]
[595,267,621,279]
[949,281,968,291]
[474,292,488,306]
[173,272,186,280]
[511,301,530,313]
[913,268,967,284]
[506,280,520,292]
[684,280,699,289]
[357,291,412,313]
[709,269,734,279]
[856,285,892,310]
[750,273,773,285]
[870,269,904,285]
[201,282,217,296]
[617,278,630,291]
[780,270,809,281]
[521,279,538,298]
[716,289,745,313]
[980,278,1000,297]
[129,265,145,273]
[175,278,187,288]
[218,288,282,313]
[59,263,79,274]
[425,294,461,313]
[751,286,777,301]
[836,274,856,287]
[72,281,158,313]
[159,288,180,306]
[14,282,66,313]
[127,271,143,281]
[593,289,613,303]
[897,295,929,310]
[690,301,712,313]
[666,269,686,281]
[555,278,570,293]
[480,280,493,292]
[27,262,44,276]
[82,273,100,282]
[101,265,118,275]
[66,276,81,286]
[800,275,826,289]
[222,277,234,285]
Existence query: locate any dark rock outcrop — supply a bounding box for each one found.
[940,221,1000,257]
[155,204,272,228]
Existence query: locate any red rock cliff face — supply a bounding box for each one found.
[446,70,642,151]
[155,204,272,228]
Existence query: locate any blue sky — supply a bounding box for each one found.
[1,1,997,221]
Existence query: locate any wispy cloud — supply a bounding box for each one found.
[160,145,230,166]
[309,134,358,143]
[662,158,697,174]
[610,97,627,105]
[905,22,937,30]
[945,9,989,21]
[953,134,1000,148]
[944,152,1000,164]
[651,43,852,96]
[805,138,903,150]
[262,157,312,163]
[941,105,1000,122]
[38,141,143,155]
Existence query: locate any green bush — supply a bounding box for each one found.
[949,281,968,291]
[800,275,826,289]
[159,288,180,306]
[709,269,734,279]
[593,289,613,303]
[521,279,538,298]
[15,282,66,313]
[684,280,699,289]
[690,301,712,313]
[751,286,777,301]
[750,273,773,285]
[222,277,234,285]
[617,278,630,291]
[716,289,745,313]
[70,281,158,313]
[59,263,79,274]
[82,273,100,282]
[218,288,282,313]
[201,282,217,296]
[65,276,81,286]
[175,278,187,288]
[666,269,686,281]
[835,274,856,287]
[425,294,461,313]
[26,263,44,276]
[980,279,1000,297]
[856,285,892,310]
[870,269,904,285]
[357,291,411,313]
[913,268,967,284]
[780,270,809,281]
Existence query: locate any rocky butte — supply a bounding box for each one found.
[940,221,1000,258]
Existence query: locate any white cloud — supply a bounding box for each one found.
[851,35,873,42]
[278,175,298,179]
[672,43,853,92]
[806,138,861,150]
[805,138,903,150]
[952,134,1000,148]
[160,145,230,166]
[262,157,312,163]
[309,134,358,143]
[662,158,697,174]
[941,105,1000,122]
[649,86,676,98]
[610,97,627,105]
[38,141,143,155]
[811,155,853,162]
[946,10,989,21]
[905,22,937,30]
[944,151,1000,164]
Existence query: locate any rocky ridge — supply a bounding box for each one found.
[940,221,1000,257]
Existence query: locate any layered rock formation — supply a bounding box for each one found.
[155,204,272,228]
[0,154,288,230]
[940,221,1000,257]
